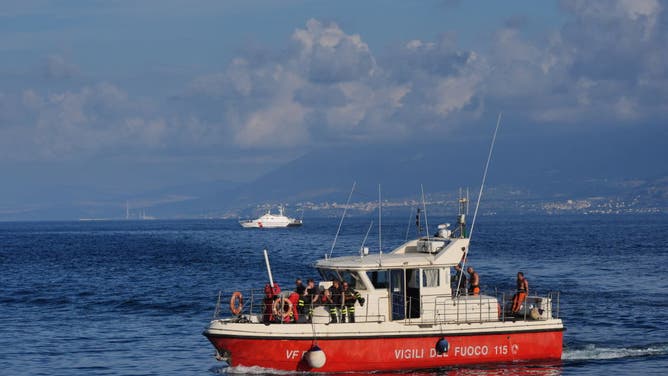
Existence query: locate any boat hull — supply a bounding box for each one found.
[239,220,302,228]
[205,329,563,372]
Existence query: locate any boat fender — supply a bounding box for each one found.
[530,307,541,320]
[435,337,449,354]
[272,296,293,320]
[304,345,326,368]
[229,291,243,315]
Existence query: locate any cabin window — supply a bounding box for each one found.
[422,268,440,287]
[317,269,340,283]
[367,270,389,289]
[339,270,365,290]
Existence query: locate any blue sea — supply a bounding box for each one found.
[1,215,667,375]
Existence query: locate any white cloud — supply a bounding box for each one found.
[0,84,170,160]
[293,19,376,83]
[3,4,668,161]
[42,54,80,79]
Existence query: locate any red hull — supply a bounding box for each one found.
[205,330,563,372]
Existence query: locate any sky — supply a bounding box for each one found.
[1,0,667,214]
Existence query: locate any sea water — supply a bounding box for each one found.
[1,215,666,375]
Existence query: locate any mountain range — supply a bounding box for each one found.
[2,127,666,220]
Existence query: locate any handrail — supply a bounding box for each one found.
[211,287,561,325]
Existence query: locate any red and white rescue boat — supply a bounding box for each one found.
[204,202,564,372]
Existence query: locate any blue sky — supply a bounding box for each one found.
[1,0,666,213]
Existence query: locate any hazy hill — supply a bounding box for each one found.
[1,126,666,220]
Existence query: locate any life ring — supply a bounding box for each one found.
[230,291,243,315]
[272,296,293,319]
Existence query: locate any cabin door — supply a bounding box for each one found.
[406,268,420,318]
[390,269,405,320]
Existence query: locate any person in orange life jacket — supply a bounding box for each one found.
[467,266,480,295]
[286,290,301,323]
[326,279,342,323]
[262,282,281,323]
[341,281,363,323]
[512,272,529,313]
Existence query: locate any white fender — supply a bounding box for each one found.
[304,346,326,368]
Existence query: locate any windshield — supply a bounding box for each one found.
[317,269,366,290]
[340,270,365,290]
[317,268,340,282]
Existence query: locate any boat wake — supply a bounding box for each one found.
[563,343,668,361]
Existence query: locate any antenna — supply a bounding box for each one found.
[328,181,356,259]
[421,184,430,240]
[469,112,502,241]
[457,189,469,238]
[404,207,413,242]
[378,184,382,255]
[416,208,422,235]
[360,221,374,257]
[456,112,502,297]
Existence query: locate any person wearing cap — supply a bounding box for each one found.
[295,278,306,316]
[341,281,362,323]
[303,278,318,322]
[326,279,342,323]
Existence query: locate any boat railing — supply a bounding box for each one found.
[212,288,560,324]
[422,293,499,324]
[496,290,560,321]
[212,288,388,323]
[409,290,560,325]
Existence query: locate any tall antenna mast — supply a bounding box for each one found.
[378,184,382,255]
[456,112,502,297]
[469,112,502,241]
[328,181,356,259]
[360,221,374,258]
[404,207,413,242]
[457,190,469,238]
[421,184,430,240]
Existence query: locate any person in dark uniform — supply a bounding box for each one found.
[326,279,342,323]
[452,263,468,295]
[341,282,362,323]
[303,278,318,322]
[295,278,306,316]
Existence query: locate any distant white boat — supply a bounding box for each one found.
[239,206,302,228]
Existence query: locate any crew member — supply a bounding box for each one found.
[467,266,480,295]
[452,264,468,295]
[295,278,306,315]
[512,272,529,313]
[326,279,342,323]
[341,282,362,323]
[262,283,281,323]
[303,278,319,322]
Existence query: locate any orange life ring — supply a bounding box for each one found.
[272,296,293,319]
[230,291,243,315]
